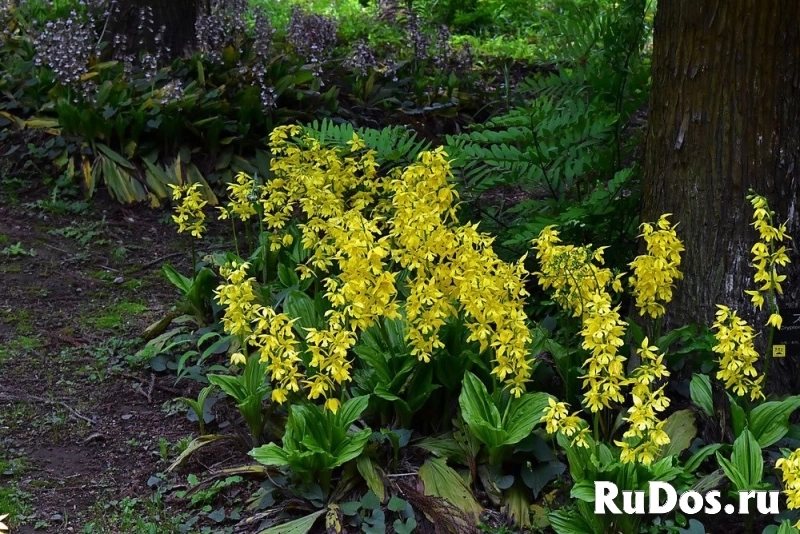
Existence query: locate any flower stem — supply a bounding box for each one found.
[764,323,775,384]
[190,239,196,279]
[231,216,240,257]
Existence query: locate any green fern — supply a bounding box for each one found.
[446,90,617,198]
[303,119,432,168]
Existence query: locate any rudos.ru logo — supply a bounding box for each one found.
[0,513,8,532]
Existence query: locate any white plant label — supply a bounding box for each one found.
[594,482,780,515]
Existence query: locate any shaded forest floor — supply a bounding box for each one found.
[0,181,242,533]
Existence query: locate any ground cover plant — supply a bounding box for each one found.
[4,0,800,533]
[135,130,800,533]
[0,0,486,206]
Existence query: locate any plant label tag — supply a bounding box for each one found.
[772,308,800,358]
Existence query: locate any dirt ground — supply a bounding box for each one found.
[0,181,246,533]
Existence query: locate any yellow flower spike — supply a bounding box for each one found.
[628,214,684,318]
[712,306,764,399]
[777,449,800,518]
[745,192,792,326]
[224,172,258,221]
[169,182,207,239]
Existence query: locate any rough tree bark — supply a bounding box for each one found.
[113,0,209,59]
[642,1,800,393]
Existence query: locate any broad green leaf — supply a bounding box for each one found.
[716,453,748,491]
[730,429,763,488]
[776,520,800,534]
[373,386,403,403]
[357,456,385,502]
[570,480,596,502]
[548,509,595,534]
[278,263,299,288]
[658,409,696,459]
[259,509,325,534]
[689,374,713,417]
[294,404,332,452]
[201,335,231,359]
[692,469,726,493]
[103,156,144,203]
[748,396,800,448]
[556,432,592,482]
[186,162,218,205]
[656,324,696,350]
[387,496,406,512]
[503,392,551,445]
[250,443,291,467]
[331,429,372,468]
[352,344,392,383]
[393,517,416,534]
[520,461,565,498]
[648,456,684,483]
[284,289,319,333]
[162,264,192,294]
[143,165,169,199]
[207,374,247,404]
[96,142,136,169]
[361,490,380,509]
[728,393,746,438]
[415,435,467,464]
[185,268,217,315]
[418,457,482,518]
[683,443,723,472]
[335,396,370,429]
[459,372,504,448]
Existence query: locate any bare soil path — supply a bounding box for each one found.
[0,184,210,532]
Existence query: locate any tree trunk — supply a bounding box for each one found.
[113,0,208,59]
[642,1,800,393]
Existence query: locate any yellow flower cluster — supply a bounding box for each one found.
[628,214,684,318]
[532,226,623,318]
[218,172,258,221]
[540,398,590,448]
[532,227,627,412]
[579,292,628,412]
[251,306,302,405]
[745,193,791,329]
[259,130,392,403]
[206,125,535,407]
[215,261,307,405]
[169,182,207,238]
[615,338,671,465]
[711,305,764,401]
[776,449,800,522]
[214,261,259,338]
[534,221,683,464]
[387,150,532,395]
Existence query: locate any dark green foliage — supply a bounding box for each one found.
[0,0,480,204]
[447,0,650,270]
